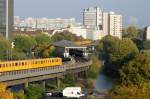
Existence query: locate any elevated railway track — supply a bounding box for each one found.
[0,58,92,86]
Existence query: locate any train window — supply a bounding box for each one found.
[11,63,13,66]
[35,61,38,64]
[0,64,1,68]
[5,64,7,67]
[3,64,5,68]
[22,62,24,66]
[43,60,45,63]
[15,63,18,66]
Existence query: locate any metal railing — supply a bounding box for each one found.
[0,60,92,82]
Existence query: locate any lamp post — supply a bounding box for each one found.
[10,42,15,60]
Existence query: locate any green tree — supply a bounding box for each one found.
[51,31,84,42]
[34,34,51,45]
[109,84,150,99]
[143,40,150,50]
[34,34,56,58]
[14,91,25,99]
[14,35,37,59]
[14,35,37,52]
[0,36,10,60]
[12,50,27,60]
[88,55,101,78]
[120,54,150,85]
[97,36,139,77]
[131,38,143,50]
[63,73,75,87]
[123,26,139,38]
[24,84,44,99]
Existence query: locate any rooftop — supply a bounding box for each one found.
[53,40,86,48]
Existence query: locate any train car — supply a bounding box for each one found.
[0,58,62,73]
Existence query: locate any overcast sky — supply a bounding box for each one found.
[15,0,150,27]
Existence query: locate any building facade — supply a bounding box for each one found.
[83,7,123,40]
[0,0,14,39]
[145,26,150,40]
[14,17,81,30]
[109,12,122,39]
[83,7,103,30]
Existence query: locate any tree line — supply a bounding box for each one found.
[96,25,150,98]
[0,31,86,61]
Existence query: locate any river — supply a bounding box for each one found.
[95,73,113,92]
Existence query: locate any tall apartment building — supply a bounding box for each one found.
[0,0,14,39]
[109,12,122,39]
[83,7,103,30]
[83,7,122,40]
[102,12,109,36]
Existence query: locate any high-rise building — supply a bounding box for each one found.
[0,0,14,39]
[83,7,123,40]
[109,12,122,39]
[83,7,103,30]
[102,12,109,36]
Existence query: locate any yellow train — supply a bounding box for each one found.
[0,58,62,73]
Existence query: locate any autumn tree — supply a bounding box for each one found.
[13,35,37,59]
[14,90,25,99]
[34,34,55,58]
[123,26,139,38]
[0,36,10,60]
[0,82,14,99]
[120,54,150,85]
[25,84,44,99]
[109,84,150,99]
[97,35,139,77]
[88,55,101,78]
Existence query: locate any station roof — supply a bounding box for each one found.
[53,40,86,48]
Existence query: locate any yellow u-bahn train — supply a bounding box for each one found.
[0,58,62,73]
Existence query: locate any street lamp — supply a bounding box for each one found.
[10,41,15,60]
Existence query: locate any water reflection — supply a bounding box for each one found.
[95,73,113,92]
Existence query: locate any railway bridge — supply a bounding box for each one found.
[0,58,92,87]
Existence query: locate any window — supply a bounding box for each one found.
[15,63,18,66]
[22,62,24,66]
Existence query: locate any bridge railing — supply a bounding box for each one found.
[0,59,92,82]
[65,60,92,70]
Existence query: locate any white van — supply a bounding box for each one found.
[63,87,84,98]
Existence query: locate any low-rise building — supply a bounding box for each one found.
[144,26,150,40]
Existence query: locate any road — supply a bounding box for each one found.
[46,97,78,99]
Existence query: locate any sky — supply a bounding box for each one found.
[15,0,150,27]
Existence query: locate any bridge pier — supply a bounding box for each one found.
[42,81,46,90]
[25,82,29,88]
[56,77,61,89]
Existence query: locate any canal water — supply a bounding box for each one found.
[95,73,113,92]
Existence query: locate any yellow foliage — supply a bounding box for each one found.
[0,82,7,92]
[0,91,13,99]
[111,85,150,99]
[0,82,14,99]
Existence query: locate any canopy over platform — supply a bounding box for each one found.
[53,40,88,58]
